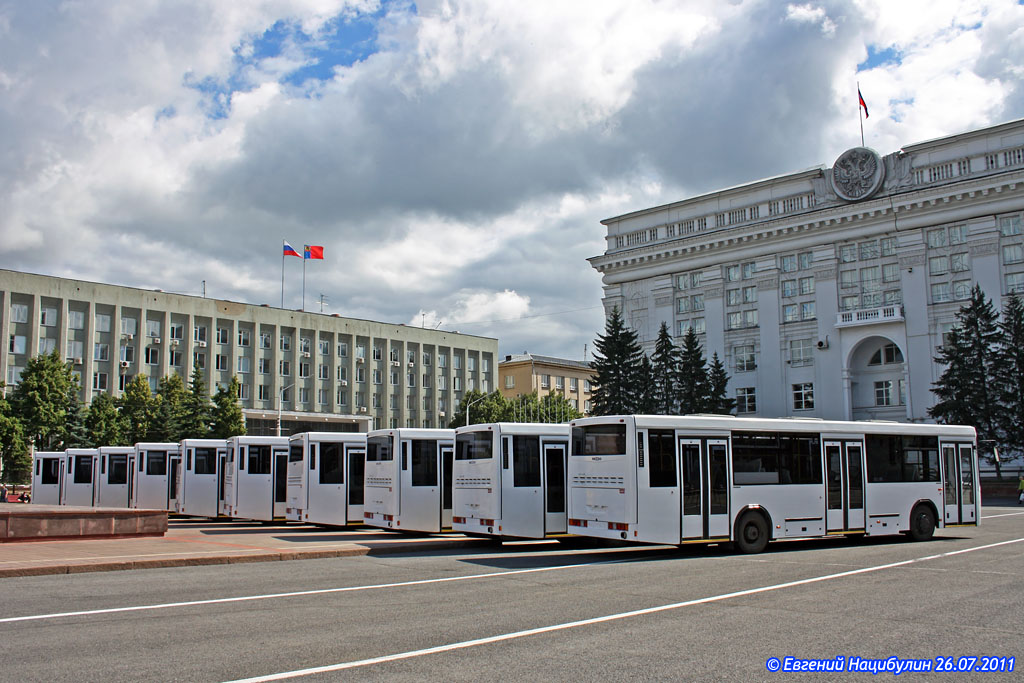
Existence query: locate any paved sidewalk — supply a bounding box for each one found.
[0,518,487,577]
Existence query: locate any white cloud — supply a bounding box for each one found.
[0,0,1022,360]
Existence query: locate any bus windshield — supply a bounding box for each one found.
[456,431,493,460]
[367,435,393,461]
[572,424,627,456]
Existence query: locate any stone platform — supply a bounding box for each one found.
[0,504,167,542]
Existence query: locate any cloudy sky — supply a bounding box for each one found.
[2,0,1022,359]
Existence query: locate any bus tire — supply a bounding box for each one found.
[908,505,935,542]
[735,512,769,554]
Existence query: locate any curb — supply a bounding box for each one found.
[0,538,484,578]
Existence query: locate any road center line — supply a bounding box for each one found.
[225,537,1024,683]
[0,559,624,624]
[981,511,1024,519]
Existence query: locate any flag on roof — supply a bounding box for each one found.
[304,245,324,260]
[283,241,301,258]
[858,88,869,119]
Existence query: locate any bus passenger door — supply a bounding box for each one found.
[825,441,865,533]
[544,442,567,534]
[273,450,288,519]
[680,439,730,540]
[168,455,181,511]
[441,445,454,530]
[347,447,365,524]
[637,430,680,543]
[502,436,544,538]
[943,443,976,525]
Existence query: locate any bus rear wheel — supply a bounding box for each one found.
[735,512,769,554]
[908,505,935,542]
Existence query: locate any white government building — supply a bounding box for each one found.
[590,118,1024,422]
[0,270,497,434]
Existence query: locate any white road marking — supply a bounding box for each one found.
[0,558,625,624]
[226,537,1024,682]
[981,511,1024,519]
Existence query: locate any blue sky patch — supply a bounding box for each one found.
[857,44,902,71]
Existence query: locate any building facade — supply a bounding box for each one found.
[590,119,1024,422]
[498,353,595,415]
[1,270,498,435]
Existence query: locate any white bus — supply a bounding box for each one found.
[131,443,181,511]
[62,448,100,507]
[176,439,227,518]
[568,415,977,553]
[453,423,570,539]
[96,447,135,508]
[363,428,455,533]
[222,436,290,521]
[31,451,66,505]
[286,432,367,525]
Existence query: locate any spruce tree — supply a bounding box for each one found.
[62,381,90,449]
[650,322,680,414]
[153,373,188,441]
[86,392,125,447]
[210,376,247,438]
[705,352,735,415]
[634,355,658,414]
[179,367,213,439]
[676,327,708,414]
[119,375,156,445]
[929,285,1001,465]
[590,308,644,415]
[994,293,1024,467]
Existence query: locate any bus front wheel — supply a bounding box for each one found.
[735,512,769,554]
[908,505,935,542]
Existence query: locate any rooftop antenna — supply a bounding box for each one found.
[318,293,329,313]
[202,280,206,298]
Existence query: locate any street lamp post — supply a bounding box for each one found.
[466,394,486,428]
[277,383,295,437]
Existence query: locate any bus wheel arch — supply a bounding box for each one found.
[734,507,772,554]
[907,500,937,542]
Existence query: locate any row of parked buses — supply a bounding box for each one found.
[29,416,980,553]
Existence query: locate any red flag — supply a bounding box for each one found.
[304,245,324,260]
[858,88,869,119]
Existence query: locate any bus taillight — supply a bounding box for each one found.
[453,516,466,524]
[608,522,628,531]
[569,518,588,528]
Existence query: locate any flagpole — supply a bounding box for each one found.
[858,81,864,147]
[302,246,307,312]
[281,240,285,308]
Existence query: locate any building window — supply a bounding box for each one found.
[237,357,250,373]
[93,343,109,361]
[41,307,57,327]
[258,385,270,401]
[555,376,564,390]
[953,279,972,300]
[390,370,399,385]
[880,237,898,256]
[258,332,271,349]
[319,364,330,380]
[1004,244,1024,264]
[7,365,24,385]
[742,262,756,279]
[67,310,85,330]
[10,303,28,323]
[93,372,108,391]
[337,366,347,382]
[121,345,135,363]
[95,313,111,333]
[783,304,800,322]
[793,383,814,410]
[882,263,900,283]
[166,323,182,341]
[356,345,366,361]
[860,266,881,292]
[301,338,311,355]
[337,389,348,407]
[299,387,309,404]
[505,375,514,389]
[8,335,26,355]
[372,346,382,361]
[1007,272,1024,293]
[736,388,756,414]
[318,388,329,405]
[798,277,814,295]
[121,317,137,336]
[169,351,183,367]
[299,362,311,378]
[570,377,578,391]
[859,241,879,260]
[66,339,84,361]
[279,360,291,376]
[319,339,331,356]
[929,256,948,275]
[356,367,365,383]
[727,289,742,306]
[422,351,431,365]
[39,337,56,354]
[840,270,856,288]
[372,369,382,384]
[869,343,904,365]
[949,225,967,244]
[839,244,857,263]
[779,254,797,272]
[734,345,756,372]
[931,283,952,303]
[258,358,271,374]
[725,264,740,282]
[215,354,228,371]
[790,338,813,366]
[540,374,550,389]
[782,280,797,298]
[873,380,905,407]
[338,341,348,357]
[423,373,431,388]
[280,335,292,352]
[194,352,205,370]
[216,327,229,344]
[841,295,859,311]
[407,372,416,387]
[999,215,1021,237]
[801,302,815,319]
[927,228,948,248]
[144,347,159,365]
[238,383,250,401]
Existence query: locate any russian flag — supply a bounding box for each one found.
[858,88,869,119]
[283,241,301,258]
[304,245,324,260]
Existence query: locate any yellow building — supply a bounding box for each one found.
[498,353,595,415]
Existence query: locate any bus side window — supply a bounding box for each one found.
[402,442,409,471]
[502,437,510,469]
[637,431,645,467]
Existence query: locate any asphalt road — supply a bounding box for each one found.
[1,508,1022,682]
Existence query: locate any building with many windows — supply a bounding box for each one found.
[589,118,1024,422]
[498,353,596,415]
[1,270,497,435]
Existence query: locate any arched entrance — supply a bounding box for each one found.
[846,335,908,421]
